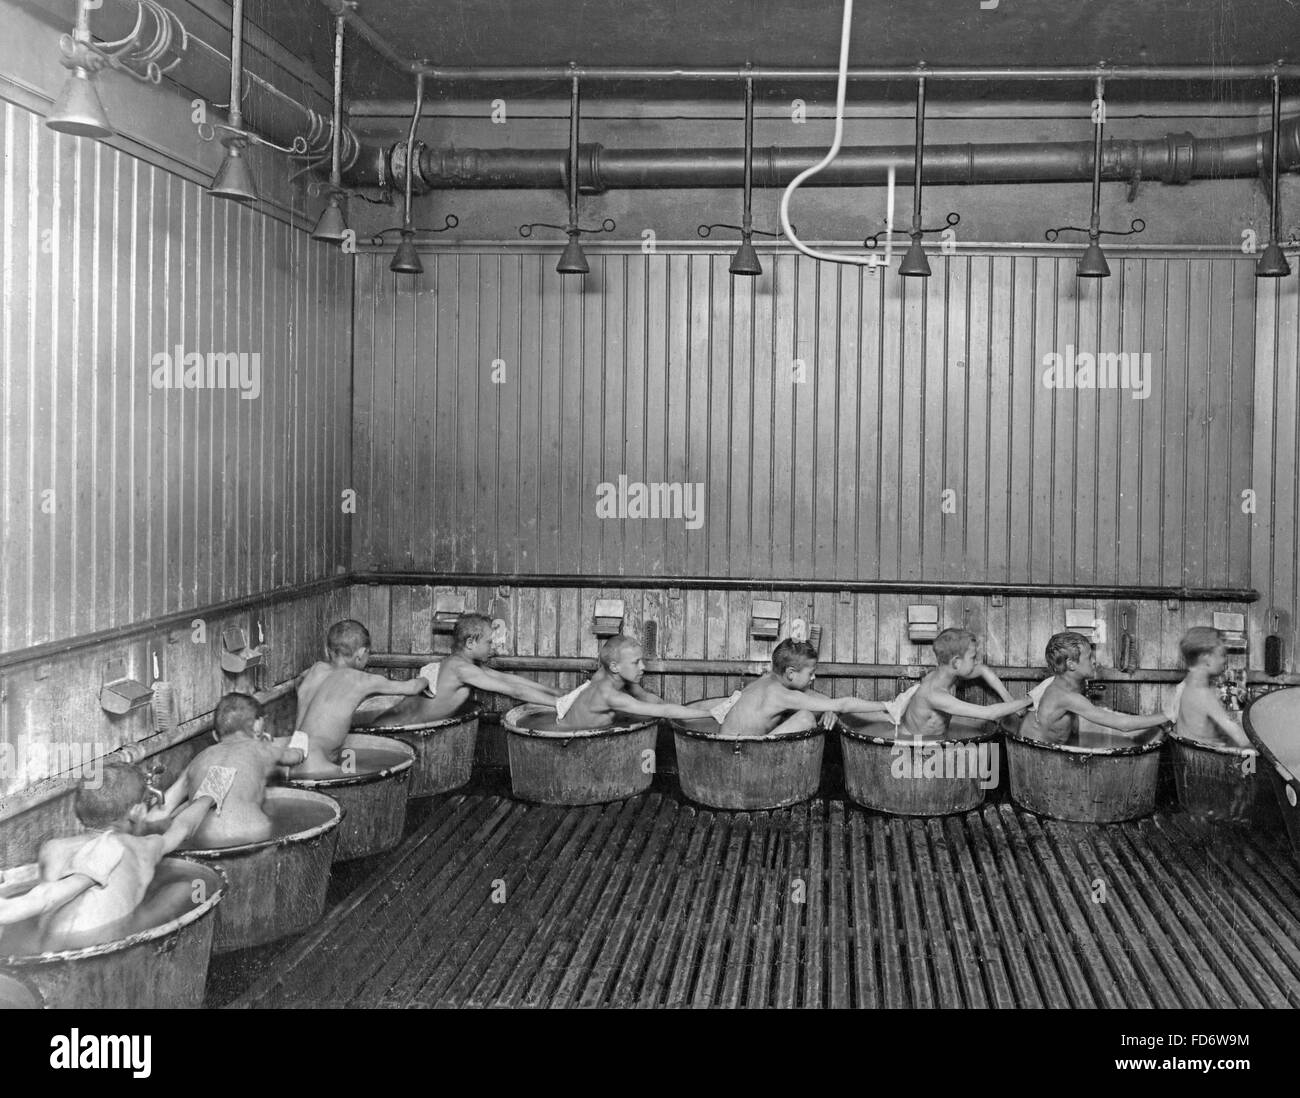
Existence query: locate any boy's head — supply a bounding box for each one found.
[1180,626,1227,673]
[772,639,819,689]
[74,762,151,829]
[214,692,265,740]
[934,628,980,677]
[326,619,371,668]
[1046,631,1096,678]
[600,636,644,684]
[453,613,495,659]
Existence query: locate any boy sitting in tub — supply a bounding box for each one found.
[1020,631,1168,746]
[294,619,432,773]
[152,692,307,848]
[366,613,562,727]
[717,638,890,737]
[0,763,216,944]
[899,628,1032,739]
[1171,627,1251,749]
[557,635,715,729]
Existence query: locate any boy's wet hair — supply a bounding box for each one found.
[454,612,495,649]
[75,762,147,828]
[214,692,262,739]
[934,628,978,666]
[1179,626,1223,667]
[1046,631,1093,673]
[599,635,641,670]
[327,619,371,658]
[773,639,818,675]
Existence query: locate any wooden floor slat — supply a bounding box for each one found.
[232,795,1300,1009]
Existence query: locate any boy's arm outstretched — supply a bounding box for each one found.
[929,691,1032,721]
[0,875,97,926]
[460,663,562,706]
[156,795,218,857]
[146,771,191,823]
[606,691,712,722]
[1062,693,1166,734]
[974,665,1015,703]
[773,687,890,716]
[361,671,430,698]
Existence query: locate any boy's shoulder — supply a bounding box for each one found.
[918,672,950,695]
[591,674,625,698]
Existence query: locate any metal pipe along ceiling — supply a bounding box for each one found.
[347,119,1300,190]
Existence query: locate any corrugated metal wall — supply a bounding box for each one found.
[352,248,1256,590]
[0,101,353,653]
[1253,275,1300,635]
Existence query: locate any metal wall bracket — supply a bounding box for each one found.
[432,594,467,634]
[907,604,940,644]
[592,598,625,637]
[220,626,265,674]
[100,658,152,716]
[751,600,783,639]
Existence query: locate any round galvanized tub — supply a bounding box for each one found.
[669,699,824,809]
[1168,729,1278,827]
[503,703,657,805]
[0,857,225,1009]
[286,734,414,861]
[1002,713,1164,823]
[178,788,342,952]
[839,715,1000,816]
[1244,688,1300,857]
[354,704,482,797]
[0,970,44,1008]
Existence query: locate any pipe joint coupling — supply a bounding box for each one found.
[1163,132,1197,184]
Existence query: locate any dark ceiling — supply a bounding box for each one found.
[248,0,1300,101]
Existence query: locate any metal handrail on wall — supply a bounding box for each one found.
[351,572,1258,602]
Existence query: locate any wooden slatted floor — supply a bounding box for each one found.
[232,793,1300,1008]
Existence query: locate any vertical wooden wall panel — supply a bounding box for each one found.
[0,102,353,654]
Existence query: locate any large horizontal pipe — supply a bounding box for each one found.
[348,119,1300,191]
[350,572,1257,602]
[409,64,1300,84]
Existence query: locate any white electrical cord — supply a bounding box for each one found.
[779,0,894,270]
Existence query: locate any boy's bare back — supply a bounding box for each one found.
[298,668,388,766]
[1177,681,1249,748]
[718,676,788,736]
[370,654,472,726]
[296,661,331,714]
[1027,679,1079,744]
[181,739,286,846]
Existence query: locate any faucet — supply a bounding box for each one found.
[1219,669,1246,711]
